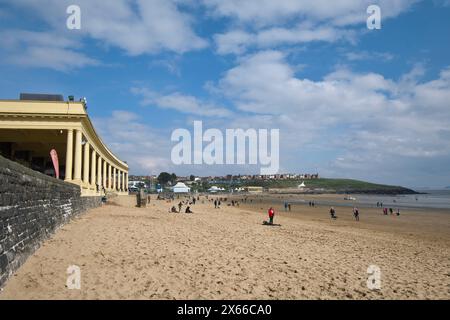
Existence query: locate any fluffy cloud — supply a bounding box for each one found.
[212,50,450,184]
[131,87,233,117]
[215,24,356,55]
[0,30,99,71]
[205,0,418,26]
[1,0,207,70]
[210,0,418,54]
[92,110,176,174]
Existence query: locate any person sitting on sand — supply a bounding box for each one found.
[268,207,275,225]
[170,206,177,213]
[330,207,337,219]
[185,206,193,214]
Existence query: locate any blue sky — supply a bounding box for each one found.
[0,0,449,188]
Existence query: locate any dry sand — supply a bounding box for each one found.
[0,194,449,300]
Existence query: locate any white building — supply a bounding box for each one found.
[172,182,191,193]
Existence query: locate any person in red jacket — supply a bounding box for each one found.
[268,207,275,225]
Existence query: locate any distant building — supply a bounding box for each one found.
[172,182,190,193]
[245,186,264,194]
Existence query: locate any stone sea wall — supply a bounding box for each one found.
[0,155,101,288]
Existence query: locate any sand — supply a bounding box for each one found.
[0,194,449,300]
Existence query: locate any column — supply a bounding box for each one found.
[91,149,97,188]
[118,170,122,192]
[122,171,125,192]
[65,129,73,181]
[73,129,82,183]
[108,164,112,190]
[83,141,90,185]
[103,160,107,189]
[112,167,117,191]
[126,173,129,191]
[97,156,102,188]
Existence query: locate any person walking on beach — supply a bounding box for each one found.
[353,207,360,221]
[288,203,291,211]
[214,199,218,209]
[383,207,388,215]
[284,202,288,211]
[396,208,400,216]
[268,207,275,225]
[330,207,337,219]
[389,208,393,215]
[178,202,183,213]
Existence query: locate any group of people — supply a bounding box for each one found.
[383,207,400,216]
[284,202,292,211]
[168,195,199,214]
[329,207,360,221]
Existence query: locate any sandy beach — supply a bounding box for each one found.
[1,194,449,300]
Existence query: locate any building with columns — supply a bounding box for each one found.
[0,95,129,196]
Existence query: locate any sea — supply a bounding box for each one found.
[315,190,450,210]
[275,189,450,210]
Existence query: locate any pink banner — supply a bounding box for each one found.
[50,149,59,179]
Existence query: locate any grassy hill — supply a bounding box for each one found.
[216,178,418,194]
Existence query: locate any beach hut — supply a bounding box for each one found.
[172,182,191,193]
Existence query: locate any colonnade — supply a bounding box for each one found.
[64,129,128,195]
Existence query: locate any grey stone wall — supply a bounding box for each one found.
[0,155,101,288]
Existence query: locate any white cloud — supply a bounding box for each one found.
[1,0,207,70]
[92,110,175,174]
[210,0,418,55]
[210,50,450,182]
[205,0,418,27]
[131,87,233,117]
[0,30,99,71]
[215,23,356,55]
[344,51,395,61]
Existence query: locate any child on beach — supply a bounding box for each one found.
[268,207,275,225]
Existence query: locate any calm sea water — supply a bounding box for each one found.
[350,190,450,210]
[282,190,450,210]
[320,190,450,210]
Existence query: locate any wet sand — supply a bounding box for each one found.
[0,194,449,300]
